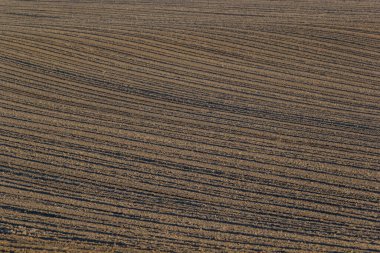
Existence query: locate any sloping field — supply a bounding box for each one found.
[0,0,379,252]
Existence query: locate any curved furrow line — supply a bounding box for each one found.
[0,38,378,128]
[1,131,378,211]
[1,49,378,130]
[1,99,378,190]
[2,143,378,226]
[0,183,377,252]
[23,22,377,83]
[1,84,378,173]
[1,140,378,222]
[1,98,378,175]
[3,175,373,239]
[1,69,378,162]
[1,88,379,158]
[1,63,379,141]
[11,27,380,104]
[0,34,378,120]
[2,26,380,106]
[5,26,379,92]
[1,134,378,215]
[1,76,378,155]
[1,103,379,179]
[2,110,379,193]
[1,79,378,161]
[6,23,380,83]
[1,100,378,171]
[0,180,374,243]
[1,176,378,249]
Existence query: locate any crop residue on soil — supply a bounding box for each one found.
[0,0,379,252]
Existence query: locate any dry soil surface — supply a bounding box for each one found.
[0,0,379,252]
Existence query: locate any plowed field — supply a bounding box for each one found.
[0,0,379,252]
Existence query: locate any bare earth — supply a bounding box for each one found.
[0,0,379,252]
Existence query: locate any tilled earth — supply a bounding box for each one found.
[0,0,379,252]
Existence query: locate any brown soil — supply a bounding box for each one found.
[0,0,379,252]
